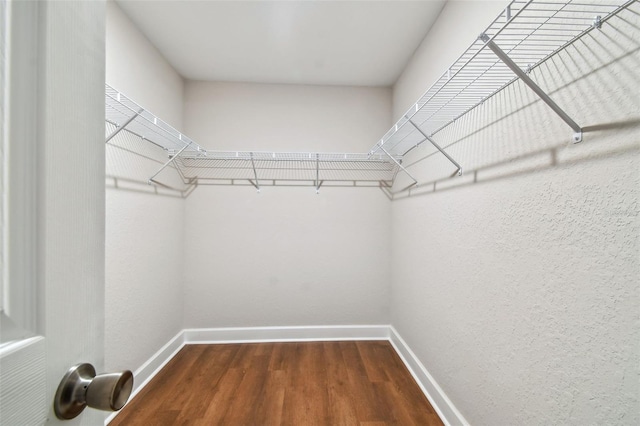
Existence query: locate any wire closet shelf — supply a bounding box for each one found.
[105,0,632,194]
[374,0,634,159]
[105,87,402,193]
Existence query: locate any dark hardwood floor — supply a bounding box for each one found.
[110,341,443,425]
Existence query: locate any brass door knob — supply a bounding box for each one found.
[54,363,133,420]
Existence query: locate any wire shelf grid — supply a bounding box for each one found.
[106,85,400,188]
[175,151,399,185]
[374,0,632,157]
[106,85,202,155]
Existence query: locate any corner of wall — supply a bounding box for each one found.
[105,0,189,376]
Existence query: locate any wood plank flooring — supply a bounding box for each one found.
[110,341,443,426]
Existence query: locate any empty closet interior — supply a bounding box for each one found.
[105,0,640,424]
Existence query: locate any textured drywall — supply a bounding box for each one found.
[391,1,640,424]
[105,0,183,126]
[182,81,392,327]
[105,0,185,374]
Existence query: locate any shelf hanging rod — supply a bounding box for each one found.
[479,33,582,142]
[315,154,321,194]
[105,108,142,144]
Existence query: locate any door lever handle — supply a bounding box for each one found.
[54,363,133,420]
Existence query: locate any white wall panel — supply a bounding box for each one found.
[105,1,183,129]
[390,1,640,424]
[183,81,392,328]
[104,0,185,377]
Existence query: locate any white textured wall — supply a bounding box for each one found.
[105,1,183,125]
[391,1,640,425]
[182,81,392,327]
[105,0,185,374]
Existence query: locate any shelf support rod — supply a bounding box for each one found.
[315,153,321,194]
[250,152,260,193]
[378,145,418,188]
[105,109,142,144]
[148,142,191,185]
[480,34,582,143]
[407,118,462,176]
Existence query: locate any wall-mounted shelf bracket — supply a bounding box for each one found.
[407,118,462,175]
[378,144,418,189]
[315,154,321,194]
[479,33,583,143]
[148,142,192,185]
[105,108,142,144]
[592,15,602,29]
[249,152,261,193]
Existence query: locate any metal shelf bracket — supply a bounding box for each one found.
[592,15,602,29]
[378,144,418,189]
[479,33,583,143]
[407,118,462,175]
[105,108,142,144]
[250,152,261,193]
[315,153,321,194]
[148,142,192,185]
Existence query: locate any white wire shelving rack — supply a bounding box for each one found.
[174,151,401,193]
[106,86,402,195]
[373,0,633,163]
[105,0,633,196]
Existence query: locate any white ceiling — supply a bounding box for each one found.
[115,0,447,87]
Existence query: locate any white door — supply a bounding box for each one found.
[1,1,107,425]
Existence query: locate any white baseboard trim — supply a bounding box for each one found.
[105,330,185,425]
[389,326,468,426]
[106,325,465,426]
[183,324,390,344]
